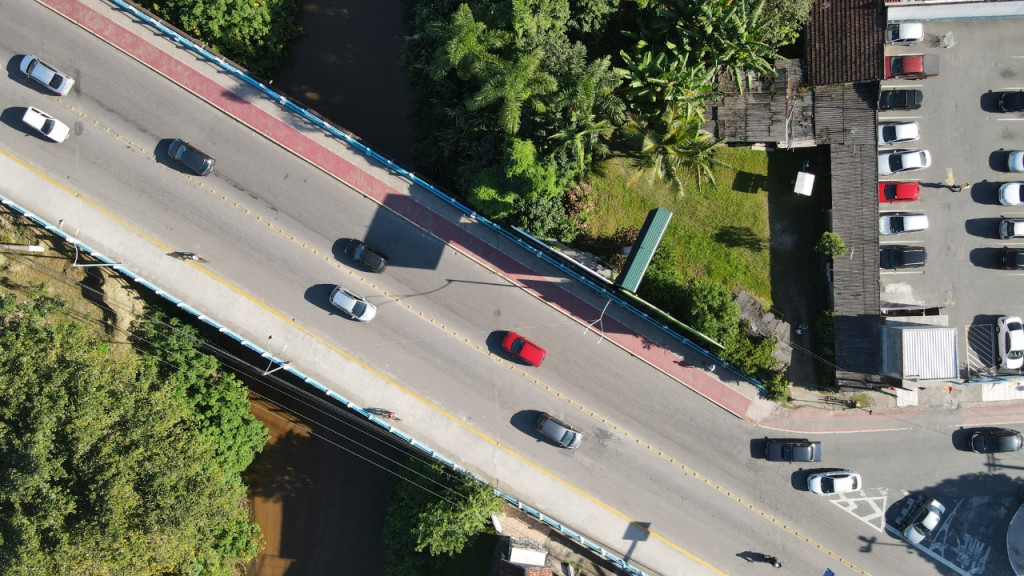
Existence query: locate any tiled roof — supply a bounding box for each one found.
[807,0,886,86]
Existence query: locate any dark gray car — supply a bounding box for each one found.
[970,428,1023,453]
[765,438,822,462]
[345,240,389,272]
[880,246,927,269]
[878,89,923,111]
[168,139,215,176]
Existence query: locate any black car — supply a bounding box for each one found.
[999,91,1024,113]
[168,139,215,176]
[344,240,389,272]
[880,246,927,269]
[970,428,1023,453]
[878,89,923,111]
[1003,248,1024,269]
[765,438,822,462]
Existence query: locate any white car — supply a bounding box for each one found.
[903,498,945,544]
[21,107,69,143]
[1010,151,1024,173]
[879,150,931,175]
[329,286,377,322]
[1000,183,1024,206]
[877,122,920,146]
[19,55,74,96]
[885,22,924,44]
[807,470,861,495]
[1000,219,1024,239]
[879,213,928,235]
[998,316,1024,370]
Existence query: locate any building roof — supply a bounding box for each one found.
[806,0,885,86]
[882,322,958,381]
[616,208,672,293]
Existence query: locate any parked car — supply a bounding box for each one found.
[879,150,931,175]
[329,285,377,322]
[1000,183,1024,205]
[535,413,582,449]
[878,122,920,146]
[502,332,547,366]
[880,246,927,269]
[168,139,215,176]
[1000,219,1024,239]
[998,91,1024,113]
[344,239,388,272]
[765,438,822,462]
[1003,247,1024,269]
[807,470,861,495]
[879,182,920,203]
[970,428,1023,453]
[19,55,74,96]
[903,498,945,544]
[885,22,924,44]
[884,55,938,80]
[21,106,69,143]
[1010,151,1024,173]
[878,89,923,111]
[997,316,1024,370]
[879,213,928,235]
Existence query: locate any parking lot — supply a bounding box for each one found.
[878,17,1024,375]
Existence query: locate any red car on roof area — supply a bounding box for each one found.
[879,181,920,203]
[502,332,547,366]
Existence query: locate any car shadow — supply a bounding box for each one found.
[7,55,39,94]
[0,106,31,137]
[488,330,509,356]
[155,138,181,171]
[969,247,1006,269]
[992,149,1017,172]
[511,409,545,443]
[304,283,352,317]
[969,181,1002,205]
[964,218,1002,239]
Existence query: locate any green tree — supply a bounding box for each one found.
[625,103,730,194]
[814,231,848,259]
[0,293,266,576]
[383,459,503,575]
[138,0,303,77]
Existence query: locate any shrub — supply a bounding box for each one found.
[814,231,847,259]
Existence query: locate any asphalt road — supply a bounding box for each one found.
[3,2,1023,575]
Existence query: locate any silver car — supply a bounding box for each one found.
[19,55,74,96]
[902,498,945,544]
[807,470,861,494]
[329,286,377,322]
[535,413,582,449]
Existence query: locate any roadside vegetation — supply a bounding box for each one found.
[0,293,268,575]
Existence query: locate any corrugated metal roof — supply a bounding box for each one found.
[616,208,673,293]
[885,325,958,381]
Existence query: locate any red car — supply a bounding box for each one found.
[502,332,547,366]
[878,181,919,203]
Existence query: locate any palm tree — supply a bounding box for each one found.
[625,103,731,194]
[468,49,558,134]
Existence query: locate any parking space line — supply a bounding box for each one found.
[880,270,925,275]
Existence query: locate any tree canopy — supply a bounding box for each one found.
[0,294,267,576]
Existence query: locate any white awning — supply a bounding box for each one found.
[794,171,814,196]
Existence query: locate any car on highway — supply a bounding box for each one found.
[1003,248,1024,269]
[879,150,931,175]
[879,213,928,235]
[1000,219,1024,239]
[21,106,69,143]
[535,413,581,449]
[19,55,74,96]
[877,122,920,146]
[329,285,377,322]
[502,331,547,366]
[880,246,926,269]
[807,470,861,495]
[999,91,1024,113]
[765,438,821,462]
[344,239,388,272]
[970,428,1023,453]
[878,89,923,111]
[1000,183,1024,206]
[168,139,215,176]
[902,498,945,544]
[997,316,1024,370]
[885,22,924,44]
[878,182,919,203]
[1009,151,1024,172]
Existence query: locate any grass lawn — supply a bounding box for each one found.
[585,145,823,311]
